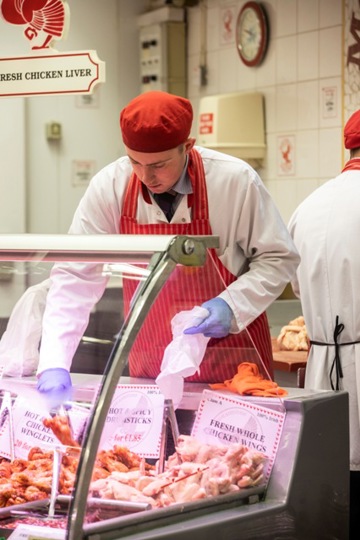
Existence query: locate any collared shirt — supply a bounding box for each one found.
[171,155,192,195]
[150,155,192,217]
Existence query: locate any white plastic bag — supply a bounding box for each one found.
[0,279,51,377]
[155,306,210,409]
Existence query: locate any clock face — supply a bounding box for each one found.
[236,2,268,67]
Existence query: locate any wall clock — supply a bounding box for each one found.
[236,2,269,67]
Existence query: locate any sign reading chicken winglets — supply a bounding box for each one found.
[0,0,105,97]
[0,397,89,461]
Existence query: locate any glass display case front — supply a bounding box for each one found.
[0,234,349,540]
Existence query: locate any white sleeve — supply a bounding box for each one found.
[215,168,300,331]
[37,263,109,374]
[38,161,129,374]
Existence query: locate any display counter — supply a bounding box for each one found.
[0,234,349,540]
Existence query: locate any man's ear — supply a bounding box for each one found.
[184,137,196,153]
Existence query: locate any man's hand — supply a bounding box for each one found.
[183,298,233,338]
[37,368,72,409]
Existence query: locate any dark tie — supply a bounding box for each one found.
[154,192,177,221]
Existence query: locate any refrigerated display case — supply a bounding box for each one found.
[0,234,349,540]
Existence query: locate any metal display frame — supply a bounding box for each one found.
[66,234,216,539]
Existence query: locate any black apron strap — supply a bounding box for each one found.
[310,316,360,391]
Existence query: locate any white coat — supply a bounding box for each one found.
[37,147,299,376]
[288,165,360,470]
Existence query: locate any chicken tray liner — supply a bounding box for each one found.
[0,484,266,535]
[0,497,50,519]
[0,496,151,519]
[82,485,266,537]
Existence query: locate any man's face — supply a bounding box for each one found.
[125,138,195,193]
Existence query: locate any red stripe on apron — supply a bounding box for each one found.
[120,148,274,382]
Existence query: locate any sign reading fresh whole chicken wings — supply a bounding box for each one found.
[192,389,286,483]
[0,0,105,97]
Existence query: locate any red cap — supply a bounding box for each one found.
[120,91,193,152]
[344,110,360,149]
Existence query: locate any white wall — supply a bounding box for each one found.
[187,0,343,223]
[0,17,28,233]
[0,97,25,232]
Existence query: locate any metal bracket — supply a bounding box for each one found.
[157,399,180,474]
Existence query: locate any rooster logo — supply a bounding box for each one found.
[1,0,69,50]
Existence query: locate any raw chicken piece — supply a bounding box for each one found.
[201,459,233,496]
[277,315,309,351]
[43,415,79,447]
[174,435,226,464]
[169,481,207,503]
[175,435,202,462]
[109,479,156,506]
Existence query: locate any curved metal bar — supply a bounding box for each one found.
[66,235,210,540]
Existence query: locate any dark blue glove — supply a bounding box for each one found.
[183,298,233,338]
[37,368,72,409]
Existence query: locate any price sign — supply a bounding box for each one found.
[99,384,164,458]
[8,524,65,539]
[192,389,286,483]
[0,397,89,460]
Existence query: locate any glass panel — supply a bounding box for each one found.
[0,236,159,534]
[0,235,283,538]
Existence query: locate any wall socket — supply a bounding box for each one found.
[46,121,62,141]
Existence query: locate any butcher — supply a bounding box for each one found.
[288,109,360,539]
[36,91,299,405]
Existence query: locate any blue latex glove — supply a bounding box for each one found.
[37,368,72,409]
[183,298,233,338]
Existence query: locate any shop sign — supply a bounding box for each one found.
[0,50,105,97]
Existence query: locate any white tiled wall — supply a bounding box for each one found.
[187,0,343,224]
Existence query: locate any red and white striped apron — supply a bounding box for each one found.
[120,149,274,382]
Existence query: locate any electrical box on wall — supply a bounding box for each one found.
[137,8,186,96]
[197,92,266,168]
[46,121,62,141]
